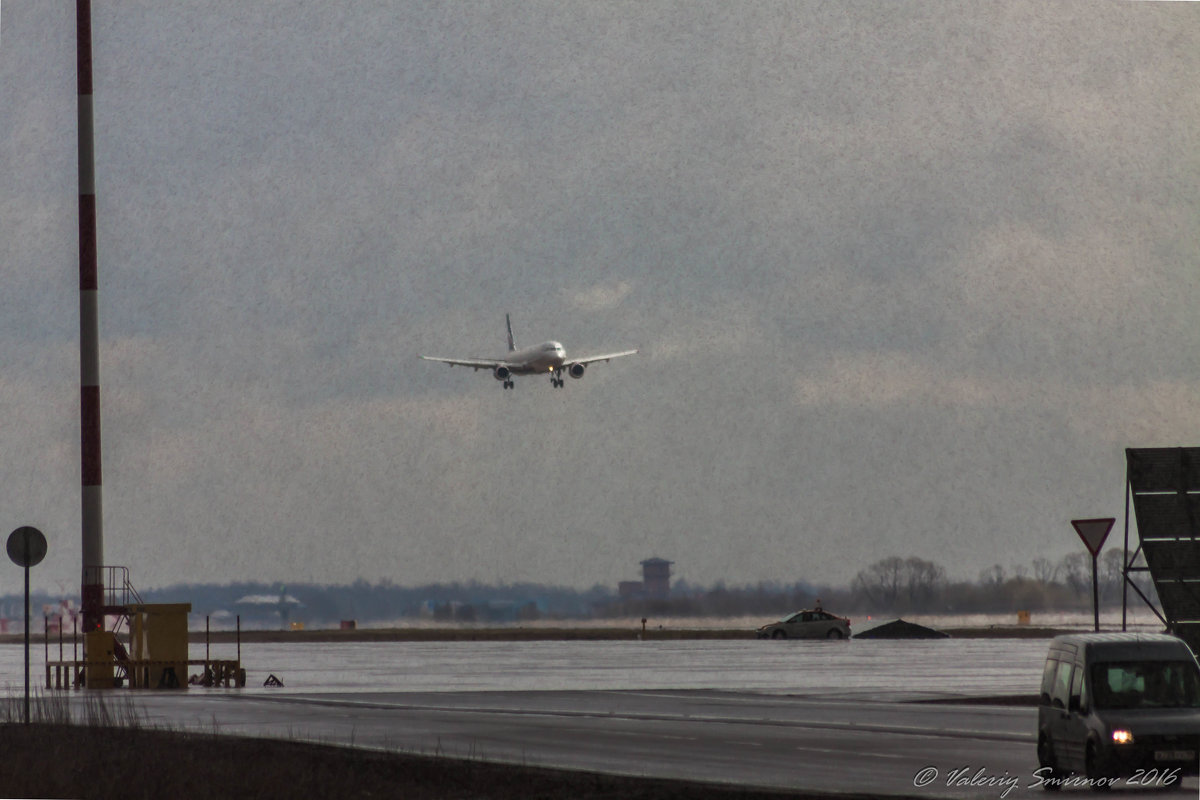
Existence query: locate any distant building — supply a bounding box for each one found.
[640,557,673,600]
[234,591,304,629]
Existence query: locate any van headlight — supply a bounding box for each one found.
[1111,729,1134,745]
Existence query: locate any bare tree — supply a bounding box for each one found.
[852,556,905,608]
[1100,548,1126,602]
[1031,557,1057,584]
[978,564,1006,587]
[1057,552,1092,595]
[853,556,947,611]
[904,557,946,610]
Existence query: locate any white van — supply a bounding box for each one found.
[1037,633,1200,785]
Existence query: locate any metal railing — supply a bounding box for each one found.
[81,565,144,608]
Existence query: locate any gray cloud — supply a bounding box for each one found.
[1,1,1197,594]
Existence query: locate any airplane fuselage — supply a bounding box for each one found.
[506,341,566,374]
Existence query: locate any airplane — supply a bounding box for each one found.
[420,314,638,389]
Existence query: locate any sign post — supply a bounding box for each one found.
[1071,518,1114,633]
[7,526,48,725]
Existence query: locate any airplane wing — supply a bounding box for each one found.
[564,348,639,367]
[419,355,512,372]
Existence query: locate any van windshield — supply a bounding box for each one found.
[1091,660,1200,710]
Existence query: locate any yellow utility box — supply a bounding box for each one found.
[85,630,118,689]
[129,603,191,689]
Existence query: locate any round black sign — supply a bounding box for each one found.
[6,526,47,568]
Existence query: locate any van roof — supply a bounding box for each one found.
[1048,632,1195,662]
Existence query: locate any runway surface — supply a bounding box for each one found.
[8,637,1200,796]
[106,688,1195,798]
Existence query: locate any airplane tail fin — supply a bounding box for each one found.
[506,314,516,352]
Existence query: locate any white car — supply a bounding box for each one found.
[757,609,851,640]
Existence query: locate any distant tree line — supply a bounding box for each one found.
[135,579,615,626]
[595,579,815,619]
[840,550,1147,615]
[0,551,1157,630]
[599,551,1155,619]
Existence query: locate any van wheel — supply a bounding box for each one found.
[1037,735,1063,791]
[772,630,786,640]
[1085,742,1111,789]
[826,629,843,639]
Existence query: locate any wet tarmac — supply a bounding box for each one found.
[5,636,1198,797]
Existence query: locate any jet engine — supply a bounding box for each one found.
[568,363,586,379]
[494,366,511,381]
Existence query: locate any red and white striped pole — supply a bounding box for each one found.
[77,0,105,632]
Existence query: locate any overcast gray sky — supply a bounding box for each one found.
[2,2,1198,596]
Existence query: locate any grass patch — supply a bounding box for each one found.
[0,723,870,800]
[0,688,143,727]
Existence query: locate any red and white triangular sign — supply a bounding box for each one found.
[1071,517,1115,557]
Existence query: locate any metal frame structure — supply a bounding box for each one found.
[1122,447,1200,653]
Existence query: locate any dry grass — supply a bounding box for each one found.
[0,723,878,800]
[0,688,144,727]
[0,692,912,799]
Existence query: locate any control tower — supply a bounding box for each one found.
[640,557,673,601]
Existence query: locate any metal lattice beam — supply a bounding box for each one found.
[1125,448,1200,652]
